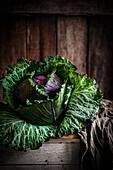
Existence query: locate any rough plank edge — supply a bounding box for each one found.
[0,142,80,165]
[0,165,79,170]
[44,138,80,144]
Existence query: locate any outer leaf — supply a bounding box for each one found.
[44,55,77,79]
[57,74,103,136]
[0,109,56,151]
[52,83,67,123]
[16,101,54,125]
[1,58,31,108]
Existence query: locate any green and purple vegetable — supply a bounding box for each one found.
[0,56,103,151]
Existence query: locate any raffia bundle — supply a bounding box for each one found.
[79,99,113,170]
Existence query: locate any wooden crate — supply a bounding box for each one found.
[0,135,80,170]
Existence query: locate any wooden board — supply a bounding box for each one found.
[27,17,40,60]
[39,16,56,61]
[27,16,56,61]
[0,16,26,101]
[89,16,113,99]
[0,165,79,170]
[0,0,113,15]
[58,17,87,74]
[0,16,26,76]
[0,139,80,165]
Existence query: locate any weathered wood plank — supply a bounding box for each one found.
[46,138,80,143]
[0,16,26,76]
[40,16,56,61]
[58,17,87,74]
[27,17,40,60]
[0,0,113,15]
[27,16,56,61]
[0,139,80,165]
[0,165,79,170]
[89,16,113,100]
[0,16,26,101]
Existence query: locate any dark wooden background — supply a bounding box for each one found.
[0,1,113,169]
[0,2,113,100]
[0,15,113,100]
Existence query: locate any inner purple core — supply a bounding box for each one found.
[33,75,47,87]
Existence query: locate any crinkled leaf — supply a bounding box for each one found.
[52,83,67,123]
[1,58,31,108]
[57,74,103,136]
[16,101,54,125]
[0,110,56,151]
[15,79,37,106]
[44,55,77,79]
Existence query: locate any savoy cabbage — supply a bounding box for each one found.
[0,56,103,151]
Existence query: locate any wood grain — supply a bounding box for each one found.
[89,17,113,100]
[58,17,87,74]
[40,16,56,61]
[0,16,26,101]
[47,138,80,143]
[27,16,56,61]
[0,165,79,170]
[27,16,56,60]
[27,17,40,60]
[0,16,26,77]
[0,0,113,15]
[0,139,80,165]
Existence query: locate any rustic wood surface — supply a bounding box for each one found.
[0,165,79,170]
[27,16,56,61]
[27,17,40,60]
[39,16,56,61]
[0,16,26,102]
[0,0,113,15]
[89,16,113,99]
[0,16,26,76]
[0,15,113,100]
[58,17,87,75]
[0,139,80,165]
